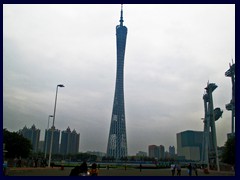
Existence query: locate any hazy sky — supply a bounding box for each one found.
[3,4,235,155]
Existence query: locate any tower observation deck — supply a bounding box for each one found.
[106,5,128,159]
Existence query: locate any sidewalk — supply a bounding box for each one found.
[9,167,60,170]
[7,167,235,176]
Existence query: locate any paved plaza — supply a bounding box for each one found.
[6,167,235,176]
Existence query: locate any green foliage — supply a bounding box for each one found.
[72,153,97,162]
[3,129,32,158]
[102,156,116,162]
[221,136,235,165]
[55,153,97,162]
[120,156,128,161]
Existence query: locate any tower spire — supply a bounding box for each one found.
[120,4,124,26]
[107,3,128,159]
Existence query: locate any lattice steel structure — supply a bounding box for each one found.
[106,5,128,159]
[201,82,223,171]
[225,61,235,135]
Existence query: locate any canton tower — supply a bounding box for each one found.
[106,5,128,159]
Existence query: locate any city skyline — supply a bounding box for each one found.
[15,124,177,155]
[3,4,235,155]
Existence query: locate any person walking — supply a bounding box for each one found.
[69,166,81,176]
[176,163,181,176]
[171,164,176,176]
[89,163,99,176]
[69,162,89,176]
[193,164,198,176]
[79,161,89,176]
[187,163,192,176]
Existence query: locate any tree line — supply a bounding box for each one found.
[3,128,235,165]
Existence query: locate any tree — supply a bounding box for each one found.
[3,129,32,158]
[221,136,235,165]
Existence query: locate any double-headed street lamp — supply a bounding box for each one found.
[44,115,53,159]
[48,84,65,167]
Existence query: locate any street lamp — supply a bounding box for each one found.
[44,115,53,159]
[48,84,65,167]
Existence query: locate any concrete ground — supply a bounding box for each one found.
[6,167,235,176]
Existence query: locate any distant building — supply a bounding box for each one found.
[86,151,106,161]
[148,145,165,160]
[169,146,175,158]
[38,141,44,152]
[44,126,60,154]
[177,130,203,161]
[136,151,147,157]
[148,145,158,159]
[86,151,106,157]
[60,127,80,155]
[19,124,40,152]
[158,145,165,159]
[164,151,170,159]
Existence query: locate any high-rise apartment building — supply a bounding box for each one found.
[60,127,80,155]
[38,141,44,152]
[107,5,128,159]
[159,145,165,159]
[148,145,165,160]
[148,145,158,159]
[44,126,60,154]
[19,124,40,152]
[169,146,176,158]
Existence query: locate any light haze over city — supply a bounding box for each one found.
[3,4,235,155]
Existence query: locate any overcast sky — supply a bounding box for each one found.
[3,4,235,155]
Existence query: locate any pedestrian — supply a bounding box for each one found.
[176,163,181,176]
[140,164,142,172]
[171,163,176,176]
[89,163,99,176]
[193,164,198,176]
[187,163,192,176]
[69,166,81,176]
[79,161,89,176]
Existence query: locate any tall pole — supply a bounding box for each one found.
[202,93,210,171]
[206,83,220,172]
[48,84,64,167]
[44,115,53,159]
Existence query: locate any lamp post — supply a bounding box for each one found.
[48,84,64,167]
[44,115,53,159]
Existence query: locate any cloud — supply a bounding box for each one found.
[3,4,234,155]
